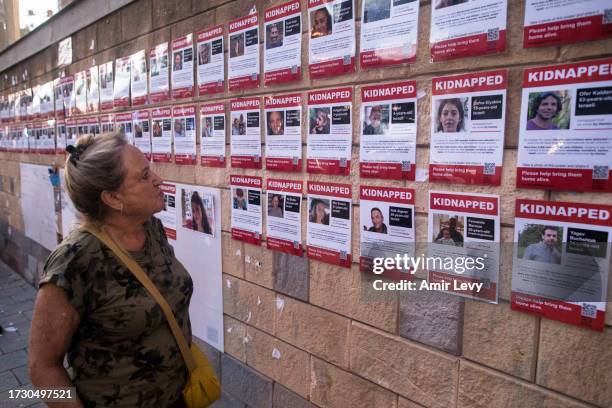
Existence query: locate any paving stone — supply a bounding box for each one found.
[10,365,30,385]
[273,252,309,301]
[221,354,273,408]
[210,391,246,408]
[0,371,19,393]
[0,338,28,354]
[0,350,27,372]
[273,383,315,408]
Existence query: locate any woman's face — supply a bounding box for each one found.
[192,202,203,228]
[442,229,451,239]
[371,210,383,228]
[174,53,181,66]
[116,145,164,218]
[314,10,329,34]
[272,196,280,208]
[440,102,461,132]
[315,202,326,222]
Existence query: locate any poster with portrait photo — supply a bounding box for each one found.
[151,107,172,163]
[158,183,177,240]
[113,57,131,108]
[512,199,612,331]
[228,13,260,90]
[87,67,99,113]
[181,188,216,237]
[196,25,225,95]
[308,0,356,78]
[172,105,196,165]
[524,0,612,48]
[31,85,41,120]
[115,112,133,144]
[40,81,54,119]
[40,120,56,154]
[65,118,77,148]
[360,0,419,68]
[360,81,417,180]
[307,181,352,267]
[230,97,262,169]
[264,93,302,172]
[517,59,612,192]
[307,87,352,175]
[74,70,87,116]
[171,34,194,99]
[264,0,302,85]
[266,178,303,256]
[430,70,507,185]
[55,119,66,154]
[133,109,151,159]
[430,0,506,62]
[99,61,114,111]
[428,191,500,303]
[231,175,262,245]
[200,102,226,167]
[99,113,115,134]
[149,42,170,103]
[54,77,65,118]
[130,50,148,106]
[360,186,415,280]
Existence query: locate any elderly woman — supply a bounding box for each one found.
[28,133,193,407]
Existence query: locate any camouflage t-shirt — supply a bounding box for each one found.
[39,217,193,407]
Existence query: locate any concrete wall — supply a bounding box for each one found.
[1,0,611,407]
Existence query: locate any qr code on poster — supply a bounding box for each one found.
[401,161,411,171]
[581,303,597,319]
[484,162,496,175]
[593,166,609,180]
[487,28,499,42]
[603,9,612,24]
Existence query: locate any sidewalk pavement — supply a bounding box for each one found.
[0,260,44,408]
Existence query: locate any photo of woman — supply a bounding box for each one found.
[309,198,330,225]
[434,98,467,133]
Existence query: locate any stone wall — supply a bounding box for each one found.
[0,0,611,406]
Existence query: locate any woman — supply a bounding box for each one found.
[268,195,284,218]
[29,133,193,407]
[436,98,465,133]
[309,199,329,225]
[189,191,212,234]
[435,227,456,245]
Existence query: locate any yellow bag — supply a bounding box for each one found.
[81,224,221,408]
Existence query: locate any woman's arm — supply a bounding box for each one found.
[29,284,84,408]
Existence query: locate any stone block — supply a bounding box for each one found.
[222,232,245,279]
[0,371,19,393]
[274,295,350,368]
[462,300,537,380]
[96,12,122,52]
[398,288,464,355]
[244,243,274,289]
[221,189,231,232]
[398,397,426,408]
[537,320,612,407]
[245,325,310,398]
[350,322,458,407]
[210,391,246,408]
[310,357,397,408]
[222,274,276,334]
[273,251,309,302]
[273,383,315,408]
[458,361,593,408]
[152,0,194,30]
[498,226,514,301]
[310,261,398,333]
[224,315,247,362]
[171,11,215,40]
[194,165,227,188]
[121,0,153,42]
[72,24,98,61]
[560,37,612,61]
[221,354,273,408]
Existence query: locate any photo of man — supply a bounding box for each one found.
[233,188,248,210]
[267,111,284,135]
[151,57,160,77]
[230,33,245,58]
[174,119,185,138]
[266,22,284,49]
[202,117,213,138]
[231,113,246,135]
[363,0,391,23]
[520,225,562,264]
[363,207,388,233]
[198,43,211,65]
[433,216,464,246]
[134,123,143,138]
[526,91,569,130]
[310,7,333,38]
[173,52,183,71]
[363,105,389,135]
[153,120,162,137]
[309,108,331,134]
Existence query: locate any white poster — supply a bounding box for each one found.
[517,58,612,192]
[360,186,415,280]
[360,81,417,180]
[87,66,100,113]
[428,191,500,303]
[114,56,131,108]
[430,70,507,185]
[230,97,262,169]
[360,0,419,68]
[55,119,66,153]
[59,169,80,238]
[40,81,54,119]
[228,13,260,90]
[40,120,56,154]
[171,34,195,99]
[131,50,148,106]
[115,112,133,144]
[265,93,302,172]
[173,104,197,165]
[196,25,225,95]
[200,102,226,167]
[149,42,170,103]
[54,78,65,118]
[512,199,611,332]
[99,61,114,111]
[307,87,352,175]
[264,0,302,85]
[308,0,356,78]
[65,118,77,148]
[151,107,173,163]
[100,113,115,134]
[430,0,506,62]
[158,183,177,240]
[266,178,303,256]
[74,71,87,116]
[230,175,263,246]
[133,109,151,159]
[20,163,58,251]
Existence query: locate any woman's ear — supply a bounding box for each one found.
[100,190,123,212]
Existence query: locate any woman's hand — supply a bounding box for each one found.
[29,284,84,407]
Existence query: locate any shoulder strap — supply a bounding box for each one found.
[80,223,196,372]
